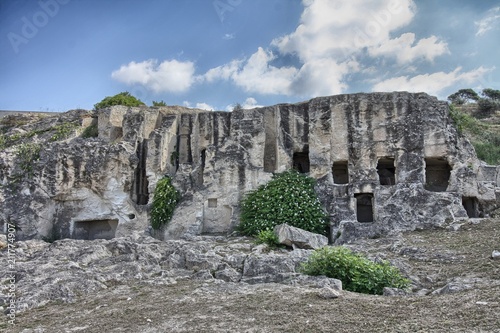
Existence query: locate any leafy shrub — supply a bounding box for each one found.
[300,246,410,295]
[255,230,281,248]
[477,98,498,117]
[94,92,145,110]
[237,170,328,236]
[81,124,99,138]
[150,177,180,230]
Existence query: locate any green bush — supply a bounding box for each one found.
[255,230,281,248]
[237,170,328,236]
[150,177,180,230]
[301,246,410,295]
[94,92,145,110]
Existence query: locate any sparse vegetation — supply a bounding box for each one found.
[152,100,167,107]
[232,103,243,111]
[94,92,145,110]
[255,230,282,248]
[150,177,180,230]
[237,170,328,237]
[449,105,500,164]
[81,123,99,138]
[50,122,78,142]
[16,143,41,176]
[300,246,410,295]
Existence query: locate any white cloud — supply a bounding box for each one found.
[368,33,448,64]
[231,48,298,95]
[204,59,242,83]
[111,59,195,93]
[291,58,355,96]
[475,6,500,36]
[195,0,458,99]
[195,103,214,111]
[202,47,298,95]
[242,97,262,109]
[225,98,263,111]
[272,0,417,61]
[183,101,215,111]
[201,0,446,98]
[372,66,492,96]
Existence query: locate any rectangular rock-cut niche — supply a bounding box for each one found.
[425,158,451,192]
[462,197,481,218]
[72,219,118,240]
[332,161,349,184]
[377,157,396,185]
[293,151,310,173]
[208,198,218,208]
[355,193,374,223]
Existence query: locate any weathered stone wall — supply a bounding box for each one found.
[0,93,498,242]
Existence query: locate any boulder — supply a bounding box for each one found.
[274,224,328,249]
[318,287,341,299]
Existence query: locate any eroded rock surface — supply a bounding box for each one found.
[0,234,340,313]
[0,93,499,243]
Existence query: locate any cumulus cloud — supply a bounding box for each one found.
[202,0,450,98]
[183,101,215,111]
[111,59,195,93]
[369,33,449,64]
[203,48,298,95]
[225,97,264,111]
[475,6,500,36]
[372,66,492,96]
[272,0,418,61]
[195,102,214,111]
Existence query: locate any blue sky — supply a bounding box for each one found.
[0,0,499,112]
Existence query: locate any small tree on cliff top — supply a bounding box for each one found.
[94,92,145,110]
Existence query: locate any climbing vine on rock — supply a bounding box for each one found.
[150,177,180,230]
[238,170,328,236]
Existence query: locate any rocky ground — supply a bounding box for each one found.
[1,217,500,333]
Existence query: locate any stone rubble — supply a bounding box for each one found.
[0,234,341,313]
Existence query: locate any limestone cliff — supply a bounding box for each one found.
[0,93,499,242]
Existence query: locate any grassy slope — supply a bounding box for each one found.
[450,104,500,165]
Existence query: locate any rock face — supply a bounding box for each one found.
[274,224,329,249]
[0,93,499,242]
